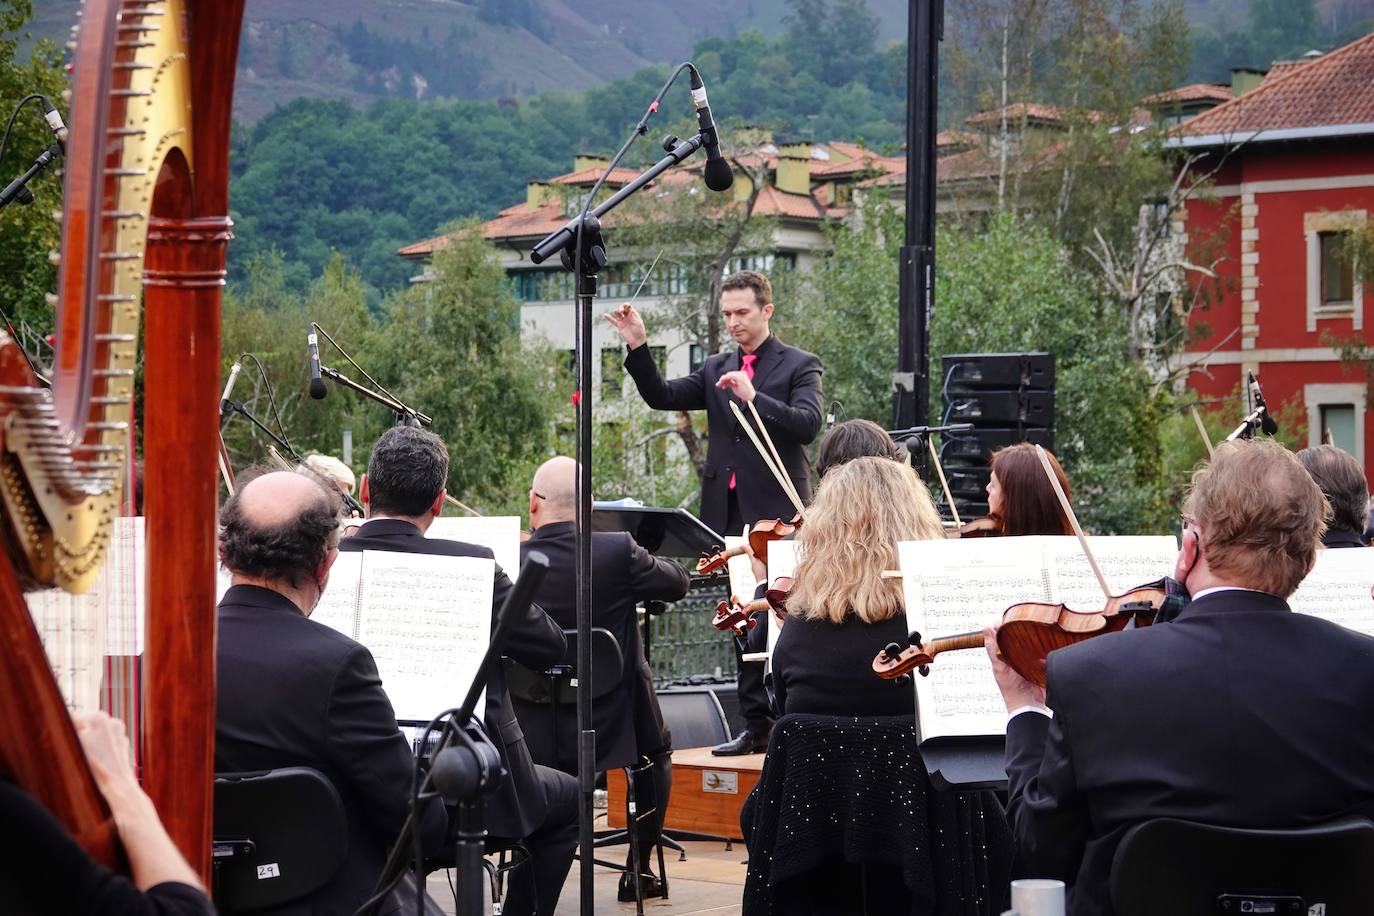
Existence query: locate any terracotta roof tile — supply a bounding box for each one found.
[964,102,1102,127]
[547,166,641,186]
[1141,83,1233,106]
[1173,32,1374,137]
[810,152,904,178]
[937,129,979,148]
[751,184,826,220]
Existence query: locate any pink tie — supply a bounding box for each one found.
[728,354,758,491]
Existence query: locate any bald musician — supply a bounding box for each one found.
[215,469,447,914]
[986,439,1374,916]
[606,269,823,756]
[515,456,690,900]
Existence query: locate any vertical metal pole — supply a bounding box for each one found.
[575,269,596,915]
[894,0,943,429]
[342,427,353,466]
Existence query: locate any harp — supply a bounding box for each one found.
[0,0,245,877]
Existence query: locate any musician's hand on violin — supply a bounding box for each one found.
[715,370,756,402]
[983,626,1046,712]
[603,302,647,349]
[743,538,767,584]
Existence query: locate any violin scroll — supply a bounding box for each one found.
[712,596,758,638]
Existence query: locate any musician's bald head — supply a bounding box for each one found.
[529,456,579,528]
[220,468,342,612]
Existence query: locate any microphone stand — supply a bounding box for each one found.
[354,551,551,916]
[318,362,433,428]
[221,398,365,516]
[0,142,60,212]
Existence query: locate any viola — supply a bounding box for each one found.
[944,516,1000,539]
[696,514,802,574]
[872,580,1169,688]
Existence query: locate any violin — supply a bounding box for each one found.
[945,516,1000,539]
[712,596,765,637]
[872,580,1169,688]
[696,514,802,574]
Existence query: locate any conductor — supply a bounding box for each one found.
[605,269,823,755]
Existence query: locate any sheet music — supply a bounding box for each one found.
[900,538,1045,740]
[426,516,521,578]
[26,588,104,713]
[1043,536,1179,608]
[355,552,494,722]
[723,535,756,604]
[1288,548,1374,637]
[312,550,364,639]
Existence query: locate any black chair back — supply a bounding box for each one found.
[213,767,348,915]
[654,687,731,750]
[1110,815,1374,916]
[506,626,624,705]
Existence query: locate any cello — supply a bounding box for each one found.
[0,0,244,877]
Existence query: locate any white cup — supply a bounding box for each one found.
[1010,878,1066,916]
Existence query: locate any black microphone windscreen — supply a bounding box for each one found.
[704,156,734,192]
[309,378,328,400]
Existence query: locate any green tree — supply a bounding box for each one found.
[0,0,67,338]
[364,221,558,513]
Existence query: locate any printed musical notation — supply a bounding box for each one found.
[897,535,1179,742]
[310,550,495,722]
[1289,548,1374,637]
[426,516,520,578]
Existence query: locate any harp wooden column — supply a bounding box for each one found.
[141,212,232,878]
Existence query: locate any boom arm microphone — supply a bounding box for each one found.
[307,323,327,400]
[689,66,733,193]
[1248,372,1279,436]
[40,98,66,156]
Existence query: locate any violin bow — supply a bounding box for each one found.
[1034,444,1112,601]
[925,434,962,526]
[745,399,807,513]
[728,400,807,520]
[216,434,236,496]
[444,494,483,517]
[1190,405,1215,459]
[628,250,665,303]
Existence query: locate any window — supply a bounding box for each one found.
[689,343,705,372]
[600,348,622,399]
[1305,383,1367,464]
[508,269,575,303]
[1319,232,1354,305]
[1305,210,1365,330]
[1319,403,1357,454]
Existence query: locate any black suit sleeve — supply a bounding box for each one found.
[492,565,567,669]
[325,644,447,853]
[624,342,707,411]
[625,536,690,602]
[750,351,823,446]
[1003,665,1091,882]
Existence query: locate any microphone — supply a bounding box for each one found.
[39,98,66,156]
[219,360,241,419]
[689,67,733,193]
[307,323,327,400]
[1247,372,1279,436]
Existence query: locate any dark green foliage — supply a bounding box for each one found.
[1187,0,1371,84]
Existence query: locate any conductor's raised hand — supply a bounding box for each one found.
[715,370,756,402]
[603,302,647,349]
[983,626,1046,712]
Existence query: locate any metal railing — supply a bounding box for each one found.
[644,572,737,687]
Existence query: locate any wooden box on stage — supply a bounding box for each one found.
[607,747,765,840]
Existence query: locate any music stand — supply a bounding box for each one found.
[918,736,1008,792]
[592,500,724,558]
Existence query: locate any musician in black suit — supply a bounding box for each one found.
[986,439,1374,916]
[215,469,449,915]
[606,269,824,755]
[347,427,577,916]
[513,456,690,899]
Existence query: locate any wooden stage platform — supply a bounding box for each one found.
[607,747,766,840]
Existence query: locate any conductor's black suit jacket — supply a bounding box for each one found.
[341,518,567,840]
[1005,588,1374,916]
[514,522,690,771]
[625,333,823,535]
[216,584,448,916]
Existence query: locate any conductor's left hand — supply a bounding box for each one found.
[716,370,756,402]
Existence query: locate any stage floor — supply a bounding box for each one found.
[426,827,749,915]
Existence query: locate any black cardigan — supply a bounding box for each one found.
[770,612,917,717]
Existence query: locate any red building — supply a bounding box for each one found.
[1170,33,1374,476]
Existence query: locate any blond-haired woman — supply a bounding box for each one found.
[770,456,945,717]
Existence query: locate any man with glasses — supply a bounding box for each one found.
[985,439,1374,916]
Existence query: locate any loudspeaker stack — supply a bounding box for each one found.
[939,352,1056,520]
